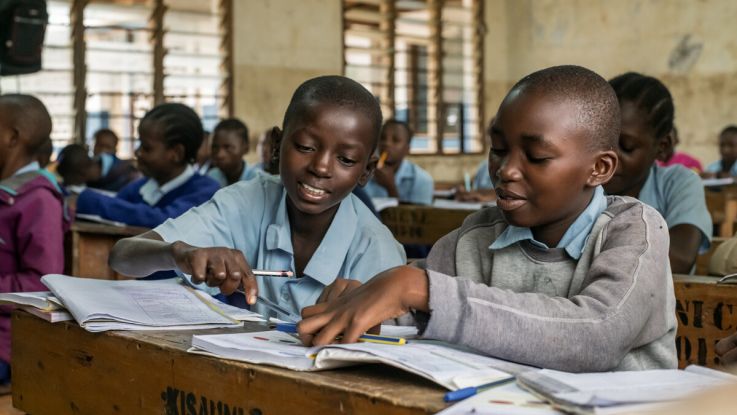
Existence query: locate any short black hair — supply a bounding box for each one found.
[140,103,203,164]
[281,75,382,151]
[0,93,52,154]
[383,119,414,143]
[609,72,674,140]
[214,118,249,144]
[57,143,91,179]
[508,65,620,151]
[720,125,737,137]
[94,128,119,143]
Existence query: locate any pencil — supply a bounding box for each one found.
[377,151,388,169]
[274,323,406,345]
[252,269,293,277]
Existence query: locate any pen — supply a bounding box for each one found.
[252,269,293,277]
[443,378,515,402]
[275,322,406,345]
[234,290,300,322]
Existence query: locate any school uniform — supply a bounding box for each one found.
[0,162,71,371]
[404,186,676,372]
[153,174,406,318]
[76,165,220,228]
[472,159,493,190]
[657,152,703,173]
[705,160,737,176]
[87,153,139,192]
[364,159,434,205]
[637,164,712,253]
[207,161,261,187]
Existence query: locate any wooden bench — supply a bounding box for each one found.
[380,205,474,245]
[10,311,447,415]
[64,221,148,279]
[674,274,737,368]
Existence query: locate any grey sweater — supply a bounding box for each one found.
[414,195,677,372]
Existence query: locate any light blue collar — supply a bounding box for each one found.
[395,159,413,181]
[99,153,114,177]
[13,161,40,177]
[139,164,195,205]
[265,190,358,285]
[637,165,661,211]
[490,186,607,259]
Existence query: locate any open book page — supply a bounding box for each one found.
[432,198,495,211]
[42,274,242,332]
[190,331,520,390]
[371,197,399,212]
[0,291,62,311]
[436,382,560,415]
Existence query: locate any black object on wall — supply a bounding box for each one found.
[0,0,48,76]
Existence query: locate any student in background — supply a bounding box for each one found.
[604,72,711,274]
[109,76,406,318]
[297,66,677,373]
[364,120,434,205]
[703,125,737,179]
[0,94,70,388]
[70,103,220,228]
[57,144,139,192]
[194,130,212,175]
[254,128,277,174]
[207,118,260,187]
[657,126,702,173]
[92,128,119,158]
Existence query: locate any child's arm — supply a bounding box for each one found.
[668,224,703,273]
[372,167,400,198]
[300,204,673,372]
[716,332,737,366]
[109,231,258,302]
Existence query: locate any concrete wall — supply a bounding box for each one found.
[231,0,737,178]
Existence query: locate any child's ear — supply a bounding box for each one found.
[170,143,186,164]
[587,150,618,187]
[655,132,673,162]
[357,152,379,187]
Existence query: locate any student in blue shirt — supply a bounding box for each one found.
[207,118,261,187]
[703,125,737,179]
[603,72,711,274]
[69,103,220,228]
[108,76,406,318]
[364,120,434,205]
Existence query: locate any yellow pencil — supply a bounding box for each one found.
[377,151,388,169]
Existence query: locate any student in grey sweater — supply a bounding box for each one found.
[296,65,677,373]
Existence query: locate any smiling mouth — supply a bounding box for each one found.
[298,182,330,199]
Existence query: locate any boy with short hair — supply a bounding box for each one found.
[0,94,70,385]
[92,128,119,157]
[703,125,737,178]
[109,76,406,318]
[207,118,260,186]
[364,120,434,205]
[297,66,677,373]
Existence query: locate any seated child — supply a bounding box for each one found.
[657,126,702,173]
[108,76,406,318]
[207,118,260,186]
[604,72,711,274]
[0,94,70,384]
[364,120,434,205]
[92,128,119,157]
[57,144,139,192]
[71,103,220,228]
[297,66,677,373]
[703,125,737,178]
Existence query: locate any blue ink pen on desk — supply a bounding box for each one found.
[443,378,515,402]
[275,323,406,345]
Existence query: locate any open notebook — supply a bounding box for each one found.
[189,330,534,391]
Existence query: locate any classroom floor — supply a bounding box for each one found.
[0,396,23,415]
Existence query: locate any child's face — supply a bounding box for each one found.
[603,100,660,197]
[93,133,117,156]
[719,132,737,165]
[279,103,375,217]
[211,130,247,174]
[135,120,181,182]
[378,123,410,166]
[490,89,606,241]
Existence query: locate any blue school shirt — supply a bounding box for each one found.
[76,165,220,228]
[364,159,434,205]
[705,160,737,176]
[153,174,407,318]
[490,185,607,259]
[207,161,261,187]
[637,164,712,253]
[473,159,493,190]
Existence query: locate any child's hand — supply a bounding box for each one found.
[317,278,362,304]
[716,332,737,366]
[297,266,429,346]
[373,166,395,189]
[170,241,258,304]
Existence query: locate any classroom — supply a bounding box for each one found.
[1,0,737,414]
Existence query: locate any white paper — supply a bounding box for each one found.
[437,382,560,415]
[371,197,399,212]
[0,291,62,311]
[702,177,735,187]
[75,213,127,227]
[432,198,495,211]
[42,274,242,332]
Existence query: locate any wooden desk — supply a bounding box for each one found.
[10,311,446,415]
[380,205,474,245]
[64,221,148,279]
[674,274,737,368]
[705,186,737,237]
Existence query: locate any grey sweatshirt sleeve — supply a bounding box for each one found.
[421,204,673,372]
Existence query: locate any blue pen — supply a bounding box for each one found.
[275,323,406,345]
[443,378,515,402]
